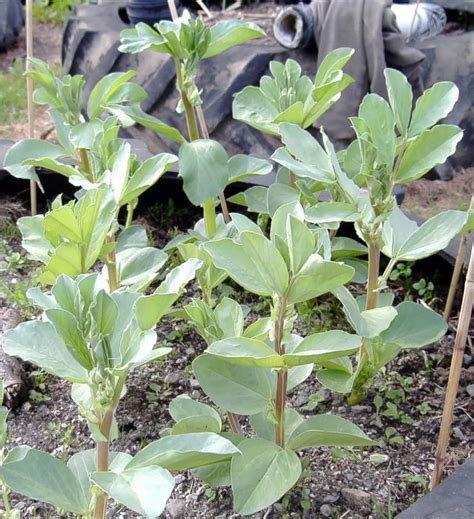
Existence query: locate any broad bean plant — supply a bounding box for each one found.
[1,7,472,517]
[233,66,472,404]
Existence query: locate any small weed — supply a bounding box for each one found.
[301,389,328,411]
[416,402,432,415]
[383,426,404,446]
[146,383,162,403]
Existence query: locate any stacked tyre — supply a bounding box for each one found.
[0,0,24,51]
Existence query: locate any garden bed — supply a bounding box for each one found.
[0,196,472,518]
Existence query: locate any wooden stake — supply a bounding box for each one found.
[444,195,474,320]
[26,0,37,216]
[430,243,474,489]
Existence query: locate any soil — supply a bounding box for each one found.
[403,168,473,220]
[0,197,473,519]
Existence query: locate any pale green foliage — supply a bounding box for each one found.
[233,49,354,135]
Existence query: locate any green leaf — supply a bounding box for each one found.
[287,255,354,304]
[277,123,334,183]
[3,139,66,181]
[315,48,354,86]
[358,93,396,166]
[119,22,166,54]
[380,301,447,348]
[283,331,360,367]
[116,225,168,291]
[179,140,229,206]
[135,258,201,329]
[316,369,354,394]
[0,447,89,514]
[126,432,240,471]
[87,71,139,118]
[396,125,463,183]
[121,153,178,205]
[227,154,272,184]
[204,232,289,297]
[207,337,283,368]
[44,205,82,243]
[108,105,185,144]
[110,141,131,203]
[91,466,174,518]
[287,415,377,450]
[267,183,300,217]
[90,289,118,335]
[231,437,301,515]
[305,202,359,224]
[232,86,279,135]
[169,395,221,428]
[204,20,266,58]
[333,286,397,338]
[193,354,273,415]
[68,450,132,504]
[172,415,222,434]
[408,81,459,136]
[3,321,88,382]
[17,215,51,263]
[384,68,413,136]
[386,209,467,260]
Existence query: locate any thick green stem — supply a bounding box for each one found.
[274,298,287,447]
[2,485,11,515]
[125,199,137,228]
[275,369,288,447]
[105,235,118,292]
[366,241,380,311]
[93,377,125,519]
[79,148,93,181]
[203,199,217,238]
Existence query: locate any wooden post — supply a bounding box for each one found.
[26,0,37,216]
[430,243,474,489]
[444,195,474,320]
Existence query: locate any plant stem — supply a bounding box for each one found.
[94,377,125,519]
[275,368,288,447]
[274,298,287,447]
[2,485,11,515]
[203,199,217,238]
[228,412,243,435]
[105,235,118,292]
[366,241,380,310]
[79,148,93,181]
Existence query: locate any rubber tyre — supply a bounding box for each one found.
[0,0,24,51]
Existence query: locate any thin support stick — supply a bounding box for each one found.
[407,0,421,42]
[168,0,179,20]
[26,0,37,216]
[444,195,474,320]
[430,244,474,489]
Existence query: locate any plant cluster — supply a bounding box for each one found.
[0,9,472,518]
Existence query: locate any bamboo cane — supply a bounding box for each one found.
[25,0,37,216]
[443,195,474,320]
[430,243,474,489]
